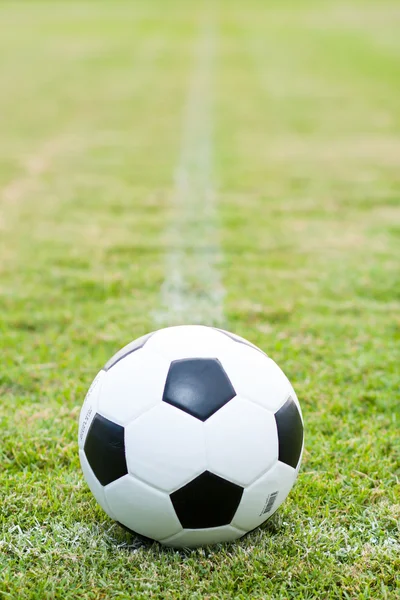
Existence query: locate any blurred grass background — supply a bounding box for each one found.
[0,1,399,598]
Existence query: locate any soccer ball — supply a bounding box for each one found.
[78,325,304,548]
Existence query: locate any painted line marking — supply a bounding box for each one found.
[154,19,225,328]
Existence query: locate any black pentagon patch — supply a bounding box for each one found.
[170,471,243,529]
[104,331,154,371]
[275,396,303,469]
[84,413,127,486]
[162,358,236,421]
[213,328,267,357]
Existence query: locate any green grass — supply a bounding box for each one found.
[1,1,399,598]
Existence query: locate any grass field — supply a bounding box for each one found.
[1,1,399,598]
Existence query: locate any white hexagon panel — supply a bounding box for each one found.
[144,325,232,361]
[218,342,295,413]
[213,327,268,355]
[104,475,182,541]
[232,461,298,532]
[205,396,278,486]
[125,402,207,492]
[98,348,170,425]
[79,449,116,520]
[162,524,245,548]
[78,370,105,449]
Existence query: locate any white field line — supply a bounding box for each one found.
[153,20,225,327]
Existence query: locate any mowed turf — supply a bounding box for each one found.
[1,1,399,598]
